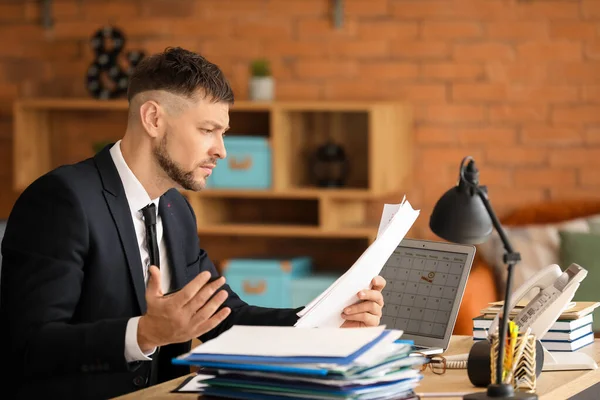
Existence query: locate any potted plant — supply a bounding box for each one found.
[249,58,274,101]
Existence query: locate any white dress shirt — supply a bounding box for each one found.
[109,140,172,362]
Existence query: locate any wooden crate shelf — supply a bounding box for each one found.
[183,191,380,240]
[13,98,412,269]
[195,224,377,239]
[184,188,400,200]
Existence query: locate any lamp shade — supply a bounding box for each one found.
[429,187,493,244]
[429,158,493,244]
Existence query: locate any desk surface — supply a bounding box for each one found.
[113,335,600,400]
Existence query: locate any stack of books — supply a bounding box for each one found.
[473,301,600,352]
[172,325,425,399]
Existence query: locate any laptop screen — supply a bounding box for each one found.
[379,239,475,347]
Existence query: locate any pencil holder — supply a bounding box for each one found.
[490,332,538,393]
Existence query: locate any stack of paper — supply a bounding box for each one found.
[172,325,426,399]
[295,197,420,328]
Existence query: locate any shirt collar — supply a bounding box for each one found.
[109,140,160,216]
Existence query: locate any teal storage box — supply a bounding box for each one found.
[291,274,339,308]
[207,136,272,189]
[223,257,312,308]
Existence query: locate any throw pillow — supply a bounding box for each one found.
[477,218,591,300]
[559,230,600,332]
[588,217,600,233]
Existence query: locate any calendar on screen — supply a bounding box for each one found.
[379,246,469,339]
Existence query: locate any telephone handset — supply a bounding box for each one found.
[487,263,587,340]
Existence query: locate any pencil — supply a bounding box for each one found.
[505,327,532,384]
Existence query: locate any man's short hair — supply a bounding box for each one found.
[127,47,234,104]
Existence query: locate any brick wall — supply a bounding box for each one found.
[1,0,600,236]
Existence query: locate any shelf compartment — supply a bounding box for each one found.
[273,110,369,191]
[228,110,270,138]
[196,223,376,239]
[14,108,127,189]
[320,197,376,234]
[196,234,372,273]
[187,195,319,228]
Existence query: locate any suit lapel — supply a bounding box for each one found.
[95,145,147,314]
[160,193,187,291]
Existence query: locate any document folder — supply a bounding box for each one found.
[175,328,397,366]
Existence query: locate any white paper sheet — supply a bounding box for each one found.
[297,199,409,321]
[377,196,405,238]
[297,268,350,317]
[351,329,404,365]
[173,373,213,393]
[191,325,386,358]
[295,198,420,328]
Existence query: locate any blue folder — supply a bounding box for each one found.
[175,329,391,366]
[172,359,331,376]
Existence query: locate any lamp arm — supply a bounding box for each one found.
[475,187,518,260]
[476,187,521,389]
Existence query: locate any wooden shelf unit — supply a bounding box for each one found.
[13,98,412,271]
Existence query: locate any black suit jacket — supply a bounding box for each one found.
[0,145,300,399]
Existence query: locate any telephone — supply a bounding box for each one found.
[487,263,586,340]
[487,263,597,371]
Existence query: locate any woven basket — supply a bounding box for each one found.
[490,332,537,393]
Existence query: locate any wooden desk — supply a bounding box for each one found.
[113,336,600,400]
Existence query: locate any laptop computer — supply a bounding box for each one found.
[379,238,476,355]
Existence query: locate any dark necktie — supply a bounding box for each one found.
[141,202,161,386]
[141,203,160,269]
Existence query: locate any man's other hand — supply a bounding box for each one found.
[137,267,231,352]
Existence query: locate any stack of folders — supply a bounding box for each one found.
[473,301,600,352]
[172,325,426,400]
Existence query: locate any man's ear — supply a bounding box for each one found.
[139,100,163,138]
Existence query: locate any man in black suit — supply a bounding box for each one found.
[0,47,386,399]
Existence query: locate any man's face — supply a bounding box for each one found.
[152,95,229,191]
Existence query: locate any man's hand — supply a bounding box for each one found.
[340,275,386,328]
[137,266,231,352]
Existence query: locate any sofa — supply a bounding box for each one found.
[453,199,600,335]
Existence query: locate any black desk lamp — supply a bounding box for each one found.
[429,156,537,400]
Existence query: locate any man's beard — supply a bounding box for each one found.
[152,133,206,192]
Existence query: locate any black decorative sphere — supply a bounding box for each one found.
[310,142,349,188]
